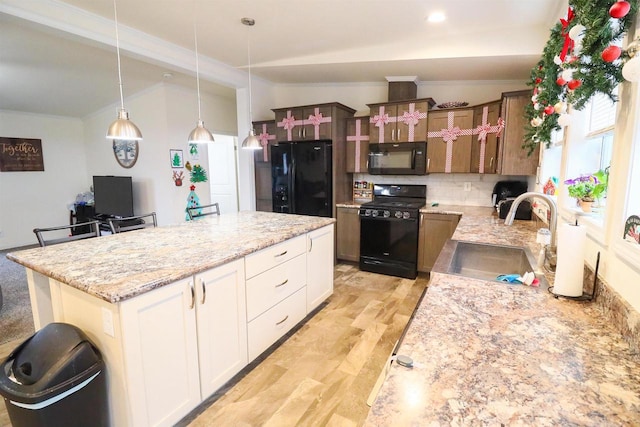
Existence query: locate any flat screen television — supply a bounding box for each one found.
[93,175,134,218]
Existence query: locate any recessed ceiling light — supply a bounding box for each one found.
[162,72,174,79]
[427,11,446,23]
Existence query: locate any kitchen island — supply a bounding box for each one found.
[7,211,335,427]
[366,207,640,425]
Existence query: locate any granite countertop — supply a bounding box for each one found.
[366,208,640,426]
[7,211,334,304]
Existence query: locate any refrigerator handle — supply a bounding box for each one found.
[290,159,296,213]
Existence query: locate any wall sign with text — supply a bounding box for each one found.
[0,137,45,172]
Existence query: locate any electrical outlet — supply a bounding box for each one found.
[463,182,472,192]
[102,307,115,337]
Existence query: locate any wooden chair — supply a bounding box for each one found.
[187,203,220,220]
[108,212,157,234]
[33,220,101,247]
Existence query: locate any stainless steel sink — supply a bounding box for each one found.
[436,240,545,285]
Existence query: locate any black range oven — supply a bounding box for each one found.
[359,184,427,279]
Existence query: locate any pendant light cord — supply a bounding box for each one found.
[194,21,203,121]
[113,0,125,110]
[247,25,253,124]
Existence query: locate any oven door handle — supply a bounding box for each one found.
[359,215,417,222]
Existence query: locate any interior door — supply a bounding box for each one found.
[292,142,332,217]
[207,134,239,213]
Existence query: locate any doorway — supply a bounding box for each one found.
[207,135,239,213]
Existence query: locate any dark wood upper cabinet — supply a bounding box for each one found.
[471,100,501,174]
[497,90,540,176]
[345,116,370,173]
[426,108,474,173]
[367,98,435,144]
[273,105,334,142]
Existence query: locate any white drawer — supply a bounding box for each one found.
[245,235,306,279]
[246,253,306,322]
[247,287,307,361]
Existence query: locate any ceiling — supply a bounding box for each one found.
[0,0,566,118]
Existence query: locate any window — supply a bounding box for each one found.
[623,124,640,244]
[563,90,616,221]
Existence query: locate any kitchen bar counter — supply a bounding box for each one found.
[366,208,640,425]
[7,211,334,303]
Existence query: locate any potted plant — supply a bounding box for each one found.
[564,169,608,212]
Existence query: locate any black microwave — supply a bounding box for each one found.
[368,142,426,175]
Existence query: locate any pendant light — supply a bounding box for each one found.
[188,19,215,143]
[241,17,262,150]
[106,0,142,141]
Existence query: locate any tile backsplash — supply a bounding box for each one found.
[354,173,536,207]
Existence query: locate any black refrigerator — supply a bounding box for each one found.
[271,141,332,217]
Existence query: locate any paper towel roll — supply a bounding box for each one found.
[553,222,586,297]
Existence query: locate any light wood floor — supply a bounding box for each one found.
[0,263,428,427]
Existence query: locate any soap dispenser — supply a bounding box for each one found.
[536,228,551,273]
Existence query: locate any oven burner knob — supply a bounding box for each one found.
[395,211,402,218]
[365,209,372,216]
[403,211,411,219]
[372,210,379,217]
[383,210,390,218]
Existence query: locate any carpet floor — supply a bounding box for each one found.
[0,247,36,345]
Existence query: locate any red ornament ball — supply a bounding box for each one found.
[602,45,622,62]
[556,77,567,86]
[568,79,582,90]
[609,1,631,18]
[535,77,542,84]
[544,105,555,115]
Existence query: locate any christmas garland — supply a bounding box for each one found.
[524,0,638,154]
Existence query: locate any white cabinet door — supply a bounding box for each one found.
[306,225,335,312]
[195,259,248,398]
[120,278,201,427]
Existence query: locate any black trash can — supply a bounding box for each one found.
[0,323,108,427]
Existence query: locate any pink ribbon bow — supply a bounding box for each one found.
[306,107,332,139]
[258,123,276,162]
[400,103,426,142]
[441,126,461,143]
[277,110,302,141]
[370,106,396,142]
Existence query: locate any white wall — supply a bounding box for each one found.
[271,80,529,117]
[83,83,237,226]
[0,111,87,249]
